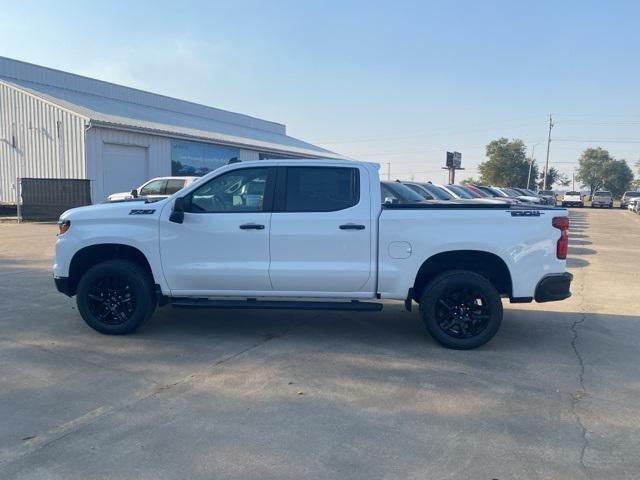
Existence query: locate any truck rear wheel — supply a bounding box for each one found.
[419,270,502,349]
[76,260,156,335]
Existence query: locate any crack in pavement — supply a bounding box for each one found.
[568,232,592,480]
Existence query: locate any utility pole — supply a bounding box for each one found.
[386,162,391,181]
[543,114,553,190]
[527,144,536,189]
[572,171,575,191]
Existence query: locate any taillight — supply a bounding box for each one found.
[552,216,569,259]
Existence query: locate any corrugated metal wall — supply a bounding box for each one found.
[239,149,260,161]
[86,127,172,202]
[0,81,87,204]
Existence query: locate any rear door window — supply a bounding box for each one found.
[282,167,359,212]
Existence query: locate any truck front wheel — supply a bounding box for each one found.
[76,260,156,335]
[419,270,503,349]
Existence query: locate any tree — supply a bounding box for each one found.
[537,167,569,189]
[632,159,640,190]
[602,159,633,197]
[576,148,634,196]
[576,148,612,195]
[478,138,536,187]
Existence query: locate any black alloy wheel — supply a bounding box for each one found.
[419,270,503,349]
[76,260,156,334]
[433,287,491,339]
[87,275,137,325]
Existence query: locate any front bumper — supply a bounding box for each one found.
[54,277,73,297]
[535,272,573,302]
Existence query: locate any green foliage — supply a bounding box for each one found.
[576,148,634,196]
[538,167,569,189]
[460,177,478,185]
[479,138,537,187]
[576,147,611,195]
[603,159,634,197]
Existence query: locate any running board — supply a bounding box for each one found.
[170,298,383,312]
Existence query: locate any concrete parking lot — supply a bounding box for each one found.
[1,209,639,479]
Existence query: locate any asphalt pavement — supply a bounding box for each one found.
[0,208,639,479]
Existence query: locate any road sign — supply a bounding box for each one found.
[446,151,462,168]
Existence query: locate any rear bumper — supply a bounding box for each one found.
[535,272,573,303]
[54,276,73,297]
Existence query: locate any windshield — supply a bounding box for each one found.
[421,183,454,200]
[485,186,508,197]
[565,191,580,196]
[381,182,425,202]
[446,184,475,199]
[594,191,611,197]
[624,191,640,197]
[539,190,554,195]
[503,188,522,196]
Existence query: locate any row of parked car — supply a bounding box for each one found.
[380,181,551,205]
[108,174,640,214]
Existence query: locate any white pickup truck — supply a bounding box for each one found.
[54,159,572,349]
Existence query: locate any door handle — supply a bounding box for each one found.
[239,223,265,230]
[339,223,365,230]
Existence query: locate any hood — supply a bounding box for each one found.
[60,198,169,221]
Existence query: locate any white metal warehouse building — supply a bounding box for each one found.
[0,56,344,204]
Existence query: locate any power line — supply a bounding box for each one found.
[315,119,546,145]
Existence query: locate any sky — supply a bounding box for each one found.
[2,0,639,185]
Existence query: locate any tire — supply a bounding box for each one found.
[76,260,156,335]
[419,270,503,349]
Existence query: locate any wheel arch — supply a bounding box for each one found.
[67,243,154,296]
[412,250,513,301]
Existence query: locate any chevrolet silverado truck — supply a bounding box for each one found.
[53,159,572,349]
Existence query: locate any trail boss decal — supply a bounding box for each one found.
[129,209,156,215]
[510,210,542,217]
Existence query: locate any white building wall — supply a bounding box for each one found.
[86,127,172,202]
[0,80,86,204]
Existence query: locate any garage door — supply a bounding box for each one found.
[102,143,148,200]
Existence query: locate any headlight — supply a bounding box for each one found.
[58,219,70,235]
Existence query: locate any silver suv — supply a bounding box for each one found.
[591,191,613,208]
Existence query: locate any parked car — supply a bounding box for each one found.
[53,159,572,350]
[497,187,542,204]
[472,185,521,204]
[380,181,428,204]
[591,191,613,208]
[107,176,199,202]
[561,191,584,208]
[538,190,556,206]
[620,191,640,209]
[402,182,455,201]
[628,197,640,214]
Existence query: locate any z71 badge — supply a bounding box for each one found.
[511,210,542,217]
[129,209,156,215]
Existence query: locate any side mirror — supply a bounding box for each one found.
[384,196,399,205]
[130,189,138,197]
[169,197,185,224]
